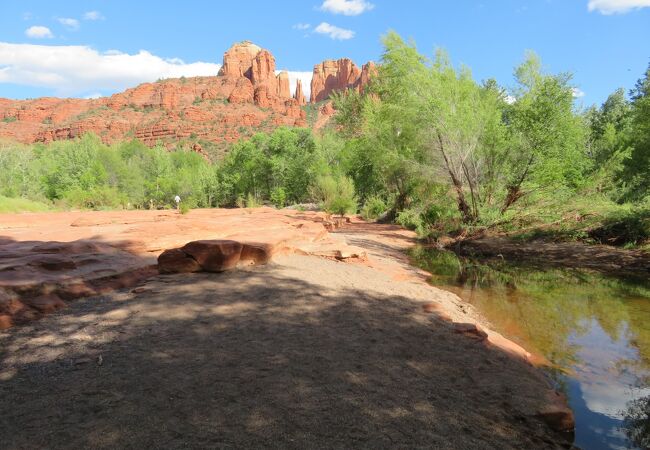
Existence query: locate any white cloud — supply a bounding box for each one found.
[293,23,311,30]
[314,22,355,40]
[83,11,104,20]
[25,26,53,39]
[572,87,586,98]
[588,0,650,14]
[83,93,103,99]
[320,0,374,15]
[0,42,220,96]
[57,18,80,30]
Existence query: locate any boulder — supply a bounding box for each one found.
[181,240,243,272]
[536,391,575,433]
[158,248,201,274]
[240,242,275,265]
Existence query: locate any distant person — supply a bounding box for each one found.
[174,195,181,210]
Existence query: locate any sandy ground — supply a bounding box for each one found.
[0,217,572,449]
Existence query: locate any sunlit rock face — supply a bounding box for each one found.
[0,41,376,146]
[310,58,375,102]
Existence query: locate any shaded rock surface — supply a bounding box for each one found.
[0,220,574,448]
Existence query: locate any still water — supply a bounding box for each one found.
[410,247,650,450]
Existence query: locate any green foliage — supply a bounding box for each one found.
[329,31,647,245]
[0,195,50,213]
[0,33,647,252]
[622,63,650,202]
[360,195,387,220]
[2,117,17,123]
[179,202,190,214]
[314,175,357,216]
[396,208,426,235]
[270,187,286,208]
[245,193,261,208]
[217,127,320,206]
[0,133,218,211]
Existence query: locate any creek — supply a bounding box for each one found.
[410,247,650,449]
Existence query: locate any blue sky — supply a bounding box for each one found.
[0,0,648,105]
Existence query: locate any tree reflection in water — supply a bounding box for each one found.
[623,395,650,449]
[409,246,650,449]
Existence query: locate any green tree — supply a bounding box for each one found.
[501,51,587,212]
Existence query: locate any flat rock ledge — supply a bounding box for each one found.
[0,208,365,329]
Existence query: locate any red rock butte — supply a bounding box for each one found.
[0,41,374,149]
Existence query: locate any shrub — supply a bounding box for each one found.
[246,193,261,208]
[396,208,426,235]
[179,203,191,214]
[361,196,387,221]
[270,187,286,208]
[315,175,357,216]
[235,195,246,208]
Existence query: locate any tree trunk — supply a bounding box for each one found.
[436,132,475,223]
[500,185,524,213]
[453,182,474,223]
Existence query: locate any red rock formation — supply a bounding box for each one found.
[358,61,377,92]
[0,41,376,148]
[218,41,263,78]
[250,49,276,85]
[310,58,375,102]
[294,79,306,106]
[276,71,290,98]
[228,77,254,104]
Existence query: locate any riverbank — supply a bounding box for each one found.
[1,209,573,448]
[449,234,650,278]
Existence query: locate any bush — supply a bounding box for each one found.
[179,203,191,214]
[235,196,245,208]
[361,196,387,220]
[396,208,426,235]
[315,175,357,216]
[245,193,261,208]
[588,204,650,246]
[270,187,286,208]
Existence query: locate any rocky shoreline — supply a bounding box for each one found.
[1,208,574,448]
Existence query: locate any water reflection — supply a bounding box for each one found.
[624,395,650,449]
[409,247,650,449]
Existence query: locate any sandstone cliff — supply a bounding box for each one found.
[0,41,374,149]
[310,58,375,102]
